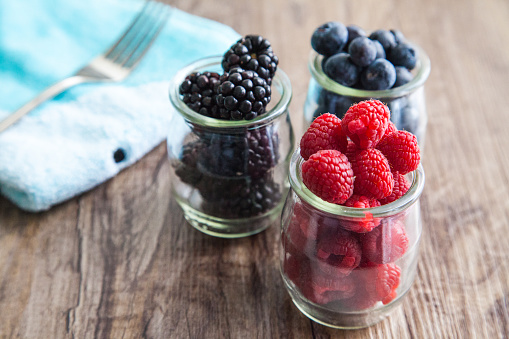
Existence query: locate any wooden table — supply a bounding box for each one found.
[1,0,508,337]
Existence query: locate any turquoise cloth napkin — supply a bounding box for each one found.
[0,0,240,211]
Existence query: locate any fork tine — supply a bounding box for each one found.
[121,3,170,68]
[105,0,170,66]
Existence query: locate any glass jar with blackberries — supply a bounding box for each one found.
[304,22,431,145]
[168,45,294,238]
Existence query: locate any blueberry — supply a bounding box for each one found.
[387,98,406,128]
[369,29,397,52]
[388,43,418,70]
[327,94,355,119]
[360,59,396,90]
[348,37,377,67]
[346,25,366,47]
[372,40,386,59]
[390,29,406,44]
[323,53,361,87]
[311,21,348,57]
[401,106,420,135]
[394,66,414,87]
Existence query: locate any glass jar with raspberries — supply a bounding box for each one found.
[303,22,430,145]
[280,100,424,328]
[168,35,294,238]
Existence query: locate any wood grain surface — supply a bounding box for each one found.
[1,0,509,338]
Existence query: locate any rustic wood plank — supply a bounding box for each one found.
[1,0,509,337]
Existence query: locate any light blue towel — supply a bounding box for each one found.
[0,0,240,211]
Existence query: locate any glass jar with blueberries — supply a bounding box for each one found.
[280,148,425,329]
[303,22,431,145]
[168,52,294,238]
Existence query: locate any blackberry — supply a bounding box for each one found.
[222,35,279,85]
[179,72,221,118]
[200,175,282,219]
[174,139,206,186]
[197,126,279,179]
[216,68,272,120]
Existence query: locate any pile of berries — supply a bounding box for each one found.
[174,35,283,219]
[283,99,420,310]
[309,22,424,140]
[179,35,278,121]
[312,22,417,91]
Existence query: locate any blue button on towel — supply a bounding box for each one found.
[0,0,240,211]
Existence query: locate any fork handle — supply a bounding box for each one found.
[0,75,89,133]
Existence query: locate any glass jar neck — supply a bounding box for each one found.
[288,148,425,218]
[169,55,293,130]
[308,44,431,99]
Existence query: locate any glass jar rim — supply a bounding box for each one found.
[169,55,292,129]
[308,43,431,99]
[288,148,425,218]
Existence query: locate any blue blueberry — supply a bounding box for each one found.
[373,40,386,59]
[387,98,406,128]
[311,21,348,57]
[360,59,397,90]
[369,29,397,52]
[388,43,418,70]
[348,37,377,67]
[401,106,420,135]
[346,25,366,47]
[323,53,361,87]
[314,90,354,119]
[394,66,414,87]
[390,29,406,44]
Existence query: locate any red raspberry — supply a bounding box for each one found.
[382,121,397,141]
[341,100,390,149]
[316,228,362,276]
[300,113,348,160]
[284,208,316,257]
[302,150,354,204]
[350,149,394,199]
[379,172,410,205]
[344,139,360,161]
[344,194,381,208]
[376,130,420,174]
[360,219,409,264]
[338,194,382,233]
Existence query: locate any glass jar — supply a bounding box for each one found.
[280,149,425,328]
[168,56,294,238]
[303,44,430,145]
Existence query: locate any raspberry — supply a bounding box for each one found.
[300,113,348,160]
[179,72,221,118]
[339,194,382,233]
[222,35,279,85]
[360,219,409,264]
[384,121,398,138]
[344,139,360,161]
[300,267,356,305]
[302,150,354,204]
[376,130,420,174]
[316,228,362,276]
[341,100,390,149]
[284,204,318,257]
[344,194,381,208]
[379,172,410,205]
[350,148,394,199]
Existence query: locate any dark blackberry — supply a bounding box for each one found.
[222,35,279,85]
[179,72,221,118]
[200,175,282,219]
[216,68,272,120]
[174,139,206,186]
[197,126,279,179]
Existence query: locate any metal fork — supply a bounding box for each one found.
[0,0,171,133]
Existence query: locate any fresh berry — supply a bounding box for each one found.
[300,113,348,160]
[323,53,361,87]
[373,40,386,59]
[379,172,410,205]
[222,35,279,84]
[394,66,414,87]
[311,21,348,57]
[313,90,354,120]
[174,140,206,185]
[348,37,377,67]
[376,130,420,174]
[350,148,394,200]
[400,106,420,135]
[360,59,397,90]
[369,29,397,53]
[361,219,409,264]
[390,29,406,44]
[388,42,418,70]
[344,194,381,208]
[302,150,354,204]
[316,228,362,275]
[384,121,398,137]
[341,100,390,149]
[344,139,360,161]
[179,72,221,117]
[216,68,271,120]
[346,25,367,48]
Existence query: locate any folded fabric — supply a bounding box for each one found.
[0,0,240,212]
